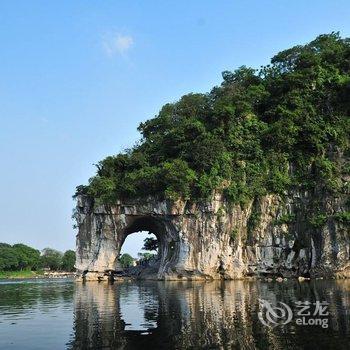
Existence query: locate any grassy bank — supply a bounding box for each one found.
[0,270,44,279]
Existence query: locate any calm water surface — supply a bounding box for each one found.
[0,279,349,349]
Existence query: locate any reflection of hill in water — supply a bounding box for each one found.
[68,280,350,350]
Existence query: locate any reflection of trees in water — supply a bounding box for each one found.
[67,280,350,350]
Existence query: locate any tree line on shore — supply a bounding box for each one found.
[0,243,76,272]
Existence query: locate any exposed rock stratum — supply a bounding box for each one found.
[75,191,349,281]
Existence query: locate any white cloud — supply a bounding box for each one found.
[102,32,134,57]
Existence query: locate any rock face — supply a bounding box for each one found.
[75,191,349,281]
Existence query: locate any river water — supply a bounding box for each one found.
[0,279,349,349]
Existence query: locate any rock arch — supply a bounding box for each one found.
[74,193,350,281]
[118,216,180,275]
[74,193,241,281]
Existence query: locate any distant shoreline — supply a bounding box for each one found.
[0,270,75,280]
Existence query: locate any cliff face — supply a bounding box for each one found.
[75,189,349,281]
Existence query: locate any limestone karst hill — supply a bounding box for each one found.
[74,33,350,281]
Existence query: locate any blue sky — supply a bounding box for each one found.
[0,1,349,255]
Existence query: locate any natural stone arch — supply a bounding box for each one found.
[117,216,180,276]
[74,195,197,281]
[75,193,250,281]
[75,191,350,281]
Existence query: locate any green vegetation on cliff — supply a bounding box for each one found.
[76,33,350,206]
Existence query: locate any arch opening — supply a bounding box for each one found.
[115,216,177,278]
[119,231,158,270]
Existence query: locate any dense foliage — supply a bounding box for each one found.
[138,252,157,264]
[0,243,40,271]
[76,33,350,206]
[0,243,76,272]
[119,253,134,268]
[62,250,76,271]
[142,237,158,251]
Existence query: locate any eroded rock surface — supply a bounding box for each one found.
[75,192,349,281]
